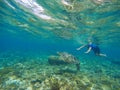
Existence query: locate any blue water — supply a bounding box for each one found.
[0,0,120,90]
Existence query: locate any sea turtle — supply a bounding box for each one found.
[48,52,80,71]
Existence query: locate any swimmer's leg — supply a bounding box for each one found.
[99,53,107,57]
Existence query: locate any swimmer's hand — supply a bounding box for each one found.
[76,47,83,50]
[76,45,86,51]
[76,48,81,50]
[84,51,89,53]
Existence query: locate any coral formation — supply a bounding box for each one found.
[0,51,120,90]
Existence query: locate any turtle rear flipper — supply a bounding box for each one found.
[76,62,80,71]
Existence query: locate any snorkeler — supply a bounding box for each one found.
[76,41,107,57]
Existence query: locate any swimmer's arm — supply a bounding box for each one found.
[85,47,91,53]
[77,44,87,50]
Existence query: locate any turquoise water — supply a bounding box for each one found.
[0,0,120,90]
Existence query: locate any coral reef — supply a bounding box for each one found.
[0,51,120,90]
